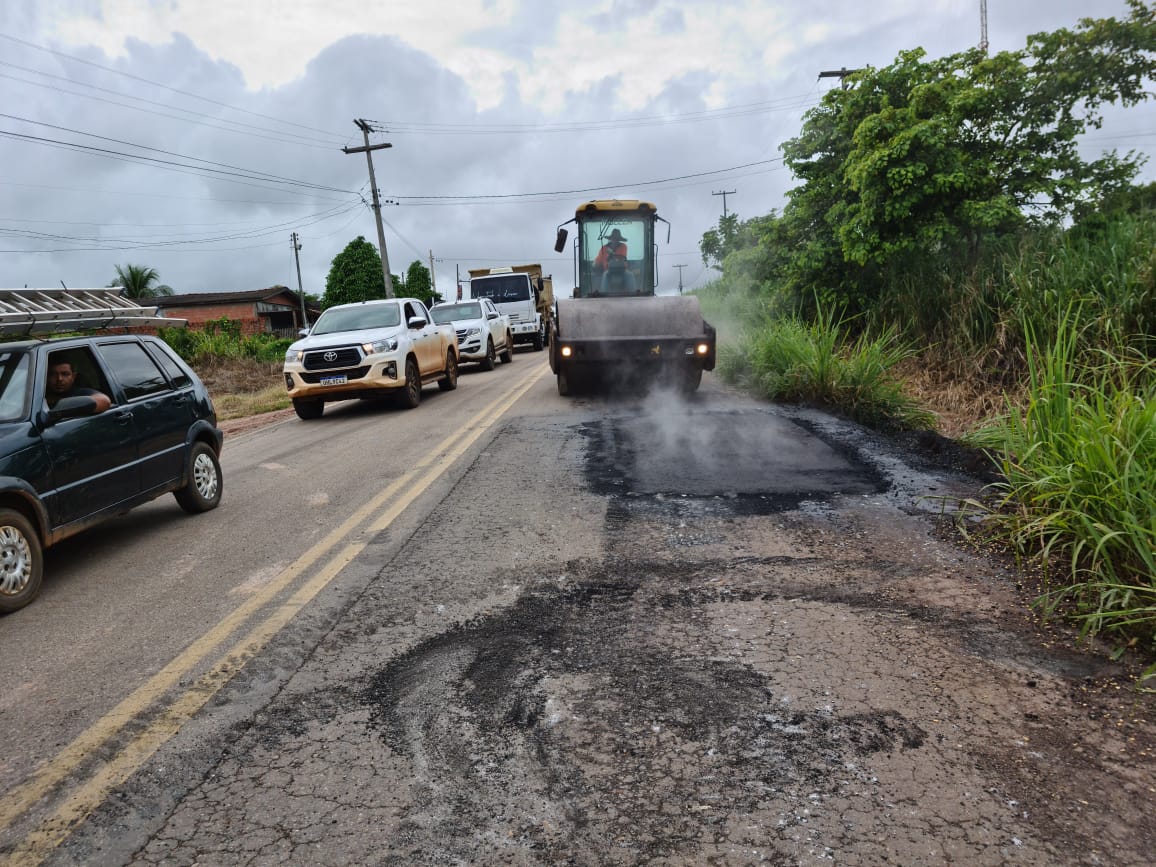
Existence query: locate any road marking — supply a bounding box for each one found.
[1,361,549,865]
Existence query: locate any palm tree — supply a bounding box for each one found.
[108,264,174,299]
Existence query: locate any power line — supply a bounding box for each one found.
[0,112,359,195]
[0,65,344,151]
[0,31,342,141]
[390,158,782,203]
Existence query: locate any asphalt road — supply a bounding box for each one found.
[1,350,1153,866]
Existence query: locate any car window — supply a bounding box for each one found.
[46,346,114,406]
[0,351,31,421]
[147,341,193,388]
[98,341,170,400]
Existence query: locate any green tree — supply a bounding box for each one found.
[108,264,173,298]
[402,260,441,308]
[778,0,1155,313]
[322,236,386,308]
[699,213,741,271]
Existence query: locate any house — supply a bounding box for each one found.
[151,287,319,336]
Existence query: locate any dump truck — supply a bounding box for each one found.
[549,199,716,395]
[467,264,553,351]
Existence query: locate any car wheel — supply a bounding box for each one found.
[174,442,223,514]
[532,326,544,351]
[481,339,496,371]
[438,350,458,391]
[293,398,323,420]
[398,356,422,409]
[0,509,42,615]
[499,334,513,364]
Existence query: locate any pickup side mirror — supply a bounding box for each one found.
[554,228,568,253]
[298,327,310,338]
[408,316,427,329]
[487,311,498,320]
[44,395,100,426]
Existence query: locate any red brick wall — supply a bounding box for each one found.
[160,302,265,335]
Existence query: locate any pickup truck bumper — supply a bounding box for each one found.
[283,348,406,401]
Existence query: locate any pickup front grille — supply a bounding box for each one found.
[302,346,362,370]
[455,328,468,341]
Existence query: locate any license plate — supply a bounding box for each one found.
[319,375,347,386]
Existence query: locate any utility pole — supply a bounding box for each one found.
[428,249,437,300]
[818,67,863,90]
[712,189,737,220]
[342,119,395,298]
[979,0,989,55]
[673,264,687,295]
[290,232,307,328]
[456,264,463,301]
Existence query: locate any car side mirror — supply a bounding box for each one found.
[554,228,568,253]
[45,395,100,425]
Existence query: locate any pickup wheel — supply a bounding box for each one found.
[398,356,422,409]
[0,509,42,615]
[293,398,323,420]
[481,338,496,371]
[174,442,223,514]
[499,333,513,364]
[438,350,458,391]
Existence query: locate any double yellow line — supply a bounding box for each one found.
[0,362,549,865]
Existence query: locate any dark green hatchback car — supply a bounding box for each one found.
[0,333,223,614]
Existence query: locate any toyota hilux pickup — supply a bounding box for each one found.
[283,297,458,419]
[430,298,514,370]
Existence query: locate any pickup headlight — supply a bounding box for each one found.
[362,337,399,354]
[285,349,302,362]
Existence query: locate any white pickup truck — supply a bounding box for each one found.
[283,297,458,419]
[430,298,514,370]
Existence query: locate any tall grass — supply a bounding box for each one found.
[879,212,1156,374]
[159,318,292,365]
[967,315,1156,669]
[714,301,933,430]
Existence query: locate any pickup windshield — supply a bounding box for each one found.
[431,303,481,324]
[310,303,400,335]
[471,276,530,303]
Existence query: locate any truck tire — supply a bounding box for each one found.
[532,325,545,352]
[293,398,323,420]
[398,356,422,409]
[174,442,223,514]
[481,338,496,371]
[0,509,42,615]
[438,350,458,391]
[499,334,513,364]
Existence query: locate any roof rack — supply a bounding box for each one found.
[0,289,187,337]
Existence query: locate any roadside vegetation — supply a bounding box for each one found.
[695,2,1156,676]
[159,317,292,420]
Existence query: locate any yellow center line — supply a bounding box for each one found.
[1,362,548,864]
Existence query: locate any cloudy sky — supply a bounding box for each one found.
[2,0,1151,300]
